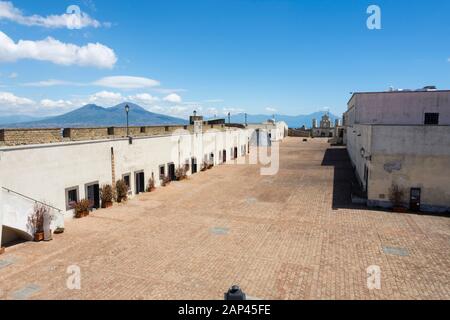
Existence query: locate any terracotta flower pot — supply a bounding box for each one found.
[102,201,113,209]
[34,232,44,242]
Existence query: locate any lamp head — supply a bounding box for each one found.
[125,104,130,113]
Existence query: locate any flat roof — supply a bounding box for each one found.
[347,89,450,105]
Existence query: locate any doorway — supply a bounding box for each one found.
[223,150,227,163]
[410,188,421,212]
[191,157,197,174]
[234,147,238,159]
[135,171,145,194]
[210,153,214,166]
[168,163,176,181]
[86,183,100,209]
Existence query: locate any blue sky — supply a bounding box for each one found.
[0,0,449,118]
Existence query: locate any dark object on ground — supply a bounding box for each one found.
[303,139,308,142]
[224,285,246,300]
[54,227,65,234]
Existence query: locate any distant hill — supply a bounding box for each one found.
[228,112,341,129]
[0,115,44,125]
[2,103,187,128]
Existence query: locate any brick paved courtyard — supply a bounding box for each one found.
[1,137,449,300]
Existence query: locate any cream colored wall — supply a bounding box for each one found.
[345,124,372,190]
[368,125,450,211]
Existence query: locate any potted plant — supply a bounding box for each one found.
[116,179,128,203]
[147,177,156,192]
[161,175,171,187]
[175,167,187,181]
[100,184,114,208]
[28,203,47,242]
[73,199,91,218]
[389,184,406,213]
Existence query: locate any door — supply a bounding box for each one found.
[191,157,197,174]
[234,147,238,159]
[135,172,145,194]
[168,163,176,181]
[87,183,100,209]
[410,188,421,212]
[223,150,226,163]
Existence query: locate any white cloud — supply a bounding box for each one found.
[128,93,159,106]
[8,72,18,79]
[40,98,73,109]
[0,31,117,69]
[85,91,160,107]
[265,107,277,113]
[0,91,34,105]
[87,91,124,106]
[93,76,160,89]
[0,1,104,29]
[0,91,35,113]
[22,79,79,87]
[163,93,182,103]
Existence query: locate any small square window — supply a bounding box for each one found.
[140,127,146,133]
[159,165,165,178]
[66,187,79,210]
[123,174,131,190]
[424,113,439,125]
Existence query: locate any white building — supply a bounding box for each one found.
[0,122,287,247]
[344,89,450,212]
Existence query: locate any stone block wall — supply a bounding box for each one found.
[64,128,110,141]
[0,124,231,147]
[0,129,62,146]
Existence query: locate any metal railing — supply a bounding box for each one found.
[1,187,63,213]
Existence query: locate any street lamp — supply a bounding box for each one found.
[228,112,231,124]
[125,104,130,137]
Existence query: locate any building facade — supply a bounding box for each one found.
[311,113,341,139]
[0,121,287,246]
[344,89,450,212]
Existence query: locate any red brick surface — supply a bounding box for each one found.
[0,138,449,300]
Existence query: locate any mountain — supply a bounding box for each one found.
[0,115,44,125]
[228,112,341,129]
[2,103,187,128]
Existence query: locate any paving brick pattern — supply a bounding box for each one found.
[0,138,449,300]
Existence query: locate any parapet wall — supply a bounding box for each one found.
[0,128,62,146]
[0,124,229,146]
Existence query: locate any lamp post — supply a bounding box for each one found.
[245,113,247,126]
[228,112,231,124]
[125,104,130,137]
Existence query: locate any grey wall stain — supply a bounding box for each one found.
[384,161,402,173]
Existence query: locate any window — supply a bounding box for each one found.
[108,127,114,135]
[66,187,79,210]
[123,174,131,190]
[159,165,165,178]
[424,113,439,125]
[140,127,146,133]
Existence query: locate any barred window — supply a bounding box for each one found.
[424,113,439,125]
